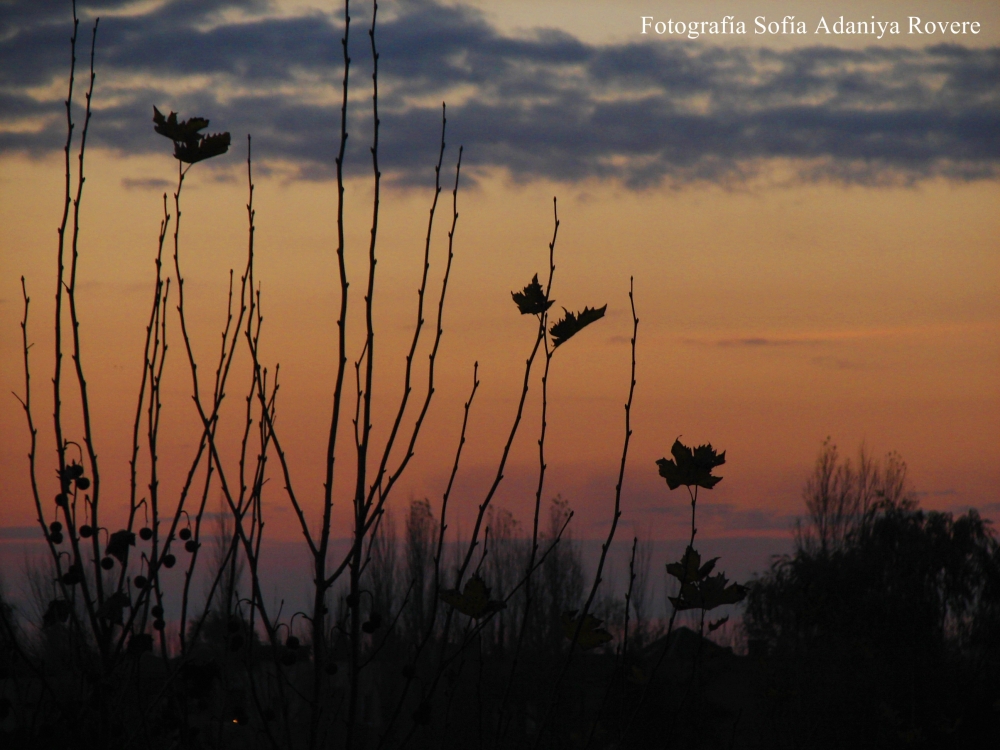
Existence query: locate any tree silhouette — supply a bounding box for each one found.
[745,442,1000,748]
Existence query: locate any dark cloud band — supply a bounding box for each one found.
[1,0,997,187]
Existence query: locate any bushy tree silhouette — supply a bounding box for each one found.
[745,443,1000,749]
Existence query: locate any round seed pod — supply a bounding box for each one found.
[151,605,163,618]
[139,527,153,541]
[179,528,191,541]
[163,554,176,568]
[184,540,198,553]
[62,567,83,585]
[75,476,90,490]
[134,575,149,589]
[50,521,63,533]
[55,494,69,507]
[152,618,165,631]
[79,525,93,538]
[101,557,115,570]
[49,531,64,545]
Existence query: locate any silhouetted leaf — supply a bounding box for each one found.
[153,107,208,141]
[106,530,136,564]
[174,131,231,164]
[669,571,747,611]
[43,599,71,627]
[439,575,505,618]
[698,556,720,579]
[60,462,84,482]
[511,274,553,315]
[656,438,726,490]
[153,106,231,164]
[667,546,703,584]
[561,610,613,650]
[97,592,130,624]
[549,304,606,348]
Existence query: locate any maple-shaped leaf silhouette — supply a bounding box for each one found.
[106,529,136,564]
[656,438,725,490]
[666,545,701,584]
[666,546,720,585]
[669,571,747,611]
[174,131,231,164]
[697,573,748,610]
[698,556,721,579]
[561,610,613,650]
[153,106,209,142]
[152,106,231,164]
[549,304,606,348]
[439,575,505,618]
[511,274,553,315]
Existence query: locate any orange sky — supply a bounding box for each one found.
[1,2,998,564]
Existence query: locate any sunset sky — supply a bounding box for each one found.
[1,1,998,587]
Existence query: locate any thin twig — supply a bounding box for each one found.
[535,277,638,747]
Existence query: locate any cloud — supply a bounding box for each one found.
[1,0,997,187]
[681,336,831,351]
[639,501,797,532]
[121,176,173,190]
[715,337,825,347]
[0,526,42,541]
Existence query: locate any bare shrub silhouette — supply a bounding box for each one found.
[798,437,915,555]
[8,3,775,749]
[403,499,435,641]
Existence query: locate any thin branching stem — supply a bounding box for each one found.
[582,536,639,750]
[454,199,559,588]
[320,0,353,602]
[15,279,48,586]
[536,277,638,748]
[50,4,103,650]
[346,3,382,745]
[128,196,170,534]
[387,201,555,748]
[493,199,559,745]
[616,487,700,747]
[66,16,103,620]
[361,101,445,519]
